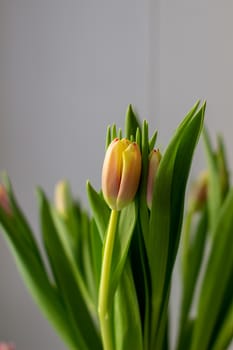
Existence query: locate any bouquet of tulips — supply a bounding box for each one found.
[0,102,233,350]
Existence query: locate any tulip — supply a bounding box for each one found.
[54,180,72,219]
[0,343,15,350]
[0,185,12,216]
[188,170,208,212]
[102,138,141,211]
[146,149,162,210]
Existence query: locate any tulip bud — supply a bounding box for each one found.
[0,185,12,216]
[102,138,141,210]
[54,180,72,219]
[0,343,15,350]
[188,170,208,212]
[146,149,162,210]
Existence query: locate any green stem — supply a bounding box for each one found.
[98,209,119,350]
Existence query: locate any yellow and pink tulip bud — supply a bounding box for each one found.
[189,170,208,212]
[146,149,162,210]
[54,180,72,219]
[102,138,142,210]
[0,185,12,216]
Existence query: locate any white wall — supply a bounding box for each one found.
[1,1,233,349]
[0,1,150,349]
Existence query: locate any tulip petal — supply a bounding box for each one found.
[102,138,141,211]
[0,185,12,216]
[146,150,161,210]
[117,142,141,210]
[102,139,129,210]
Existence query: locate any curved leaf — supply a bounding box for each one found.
[0,208,78,350]
[38,189,102,350]
[86,181,110,242]
[148,102,205,348]
[114,261,143,350]
[110,201,137,300]
[191,188,233,350]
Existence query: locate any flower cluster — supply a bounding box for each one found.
[101,137,161,211]
[1,103,232,350]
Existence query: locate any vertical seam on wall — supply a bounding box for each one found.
[147,0,160,130]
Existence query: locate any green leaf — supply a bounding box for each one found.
[90,219,102,299]
[37,189,102,350]
[130,222,151,349]
[136,127,141,147]
[212,300,233,350]
[138,120,150,248]
[202,128,222,233]
[0,209,78,350]
[50,203,96,317]
[125,104,141,139]
[177,207,208,348]
[86,181,110,242]
[191,188,233,350]
[209,271,233,349]
[148,102,205,349]
[168,103,205,268]
[1,174,45,267]
[216,134,230,199]
[114,261,143,350]
[105,125,111,149]
[177,319,195,350]
[79,210,98,306]
[149,130,158,151]
[112,124,117,139]
[153,289,170,350]
[118,128,122,139]
[110,201,137,300]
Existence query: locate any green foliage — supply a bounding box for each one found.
[0,177,79,350]
[147,102,205,349]
[38,189,101,350]
[190,189,233,350]
[0,102,232,350]
[178,125,233,350]
[114,261,143,350]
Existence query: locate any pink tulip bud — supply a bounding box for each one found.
[102,138,142,210]
[0,343,15,350]
[146,149,162,210]
[0,185,12,216]
[189,170,208,212]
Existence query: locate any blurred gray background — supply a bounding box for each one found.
[0,1,233,349]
